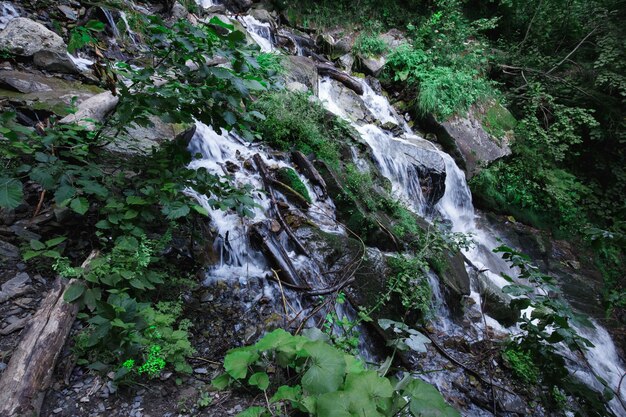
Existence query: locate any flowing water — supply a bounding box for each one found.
[0,1,18,29]
[186,11,625,415]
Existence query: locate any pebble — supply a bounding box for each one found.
[0,362,6,371]
[53,408,63,414]
[194,367,208,374]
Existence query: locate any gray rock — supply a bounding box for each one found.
[57,5,78,21]
[60,91,119,130]
[104,115,177,155]
[359,55,386,77]
[321,78,369,122]
[250,8,274,26]
[0,239,19,261]
[393,136,447,205]
[337,53,354,72]
[435,104,512,178]
[0,69,104,116]
[0,69,53,93]
[478,274,519,326]
[0,18,78,73]
[282,56,318,94]
[286,81,307,93]
[193,367,208,374]
[0,362,6,371]
[170,2,187,21]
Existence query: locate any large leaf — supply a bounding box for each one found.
[235,407,267,417]
[300,341,346,395]
[64,282,86,303]
[223,350,259,379]
[0,177,23,209]
[403,379,460,417]
[315,391,354,417]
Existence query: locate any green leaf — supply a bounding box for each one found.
[344,370,393,402]
[162,201,190,220]
[404,332,431,353]
[45,236,67,247]
[403,379,460,417]
[126,195,148,205]
[70,197,89,215]
[22,250,40,261]
[300,341,346,395]
[223,350,259,379]
[54,184,76,204]
[315,391,353,417]
[235,407,267,417]
[64,283,86,303]
[0,177,23,209]
[502,284,533,296]
[211,373,231,389]
[29,239,46,251]
[270,385,301,403]
[191,204,209,216]
[248,372,269,390]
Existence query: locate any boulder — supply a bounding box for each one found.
[391,136,447,206]
[282,56,318,94]
[429,103,513,178]
[0,18,78,73]
[59,91,119,130]
[250,8,275,26]
[319,78,370,122]
[359,55,386,77]
[0,69,103,116]
[170,1,188,20]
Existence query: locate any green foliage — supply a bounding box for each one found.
[353,33,388,57]
[214,329,460,417]
[276,167,312,203]
[252,91,342,165]
[321,293,361,355]
[502,346,539,384]
[383,0,497,119]
[68,20,105,53]
[60,235,195,377]
[1,14,272,380]
[387,255,432,317]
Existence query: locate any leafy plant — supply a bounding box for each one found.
[68,20,105,53]
[353,33,388,57]
[213,328,460,417]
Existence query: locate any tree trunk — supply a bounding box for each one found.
[0,251,97,417]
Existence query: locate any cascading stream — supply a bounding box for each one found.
[200,10,625,415]
[318,75,626,415]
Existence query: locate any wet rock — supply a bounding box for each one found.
[392,136,447,206]
[337,53,354,72]
[427,103,512,178]
[250,8,274,26]
[0,239,19,261]
[0,18,78,73]
[223,0,253,13]
[436,251,471,303]
[105,115,177,155]
[477,274,519,326]
[321,78,369,122]
[59,91,119,130]
[282,56,318,94]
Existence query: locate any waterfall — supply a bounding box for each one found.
[239,15,275,53]
[220,12,625,415]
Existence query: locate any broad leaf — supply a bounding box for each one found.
[223,350,259,379]
[64,282,86,303]
[300,341,346,395]
[0,177,23,209]
[248,372,269,390]
[404,379,460,417]
[70,197,89,215]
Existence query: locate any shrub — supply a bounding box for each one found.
[353,33,388,57]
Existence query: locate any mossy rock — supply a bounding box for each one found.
[276,167,312,204]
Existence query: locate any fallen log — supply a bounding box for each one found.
[316,63,364,95]
[291,151,327,198]
[0,251,97,417]
[253,153,308,255]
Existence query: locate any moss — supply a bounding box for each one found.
[276,167,312,203]
[481,102,517,139]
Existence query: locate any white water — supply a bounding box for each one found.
[0,2,18,29]
[219,14,626,415]
[318,74,626,416]
[196,0,216,8]
[119,11,139,48]
[239,15,274,53]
